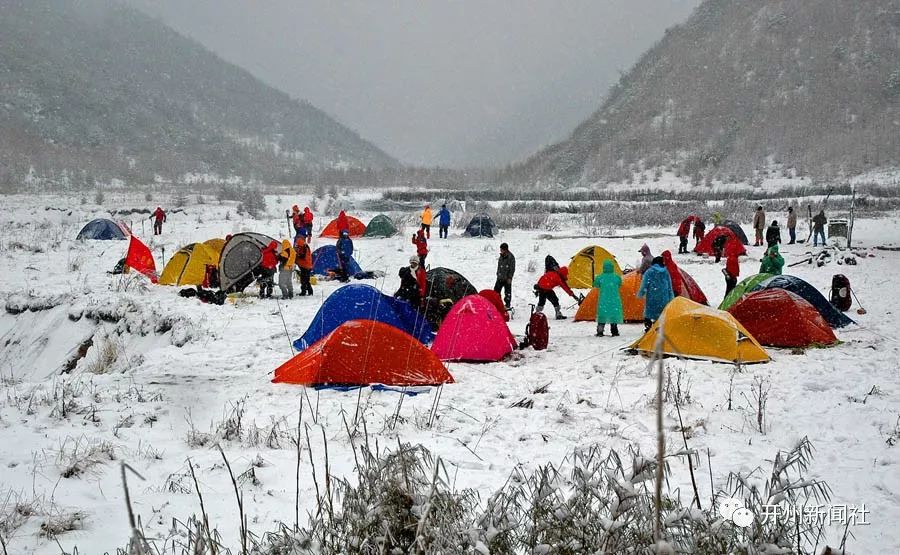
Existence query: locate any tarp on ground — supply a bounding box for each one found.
[293,283,433,351]
[431,295,516,362]
[218,232,275,293]
[629,297,770,364]
[311,245,362,276]
[273,320,453,387]
[76,218,128,240]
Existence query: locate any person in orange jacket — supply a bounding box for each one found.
[534,266,581,320]
[412,228,428,267]
[277,239,296,299]
[294,235,314,296]
[420,204,433,239]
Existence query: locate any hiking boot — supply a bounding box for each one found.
[554,308,566,320]
[596,325,604,337]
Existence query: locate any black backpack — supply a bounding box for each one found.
[830,274,852,312]
[544,255,560,272]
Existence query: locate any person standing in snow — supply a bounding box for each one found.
[437,204,451,239]
[335,230,353,282]
[676,217,691,254]
[303,206,314,239]
[277,239,296,299]
[723,244,740,297]
[150,206,166,235]
[420,204,433,239]
[637,257,674,331]
[759,244,784,275]
[693,219,706,247]
[493,243,515,309]
[412,229,429,267]
[661,250,684,297]
[786,207,797,244]
[766,221,782,248]
[257,240,279,298]
[752,206,766,246]
[593,259,623,337]
[395,256,426,307]
[712,234,729,263]
[637,244,654,273]
[294,234,313,296]
[812,210,827,247]
[534,266,581,320]
[289,205,303,237]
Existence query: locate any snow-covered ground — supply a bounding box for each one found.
[1,192,899,553]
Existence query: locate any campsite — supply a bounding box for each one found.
[1,188,899,553]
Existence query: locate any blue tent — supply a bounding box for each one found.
[750,275,854,328]
[311,245,362,276]
[76,219,127,240]
[293,284,434,351]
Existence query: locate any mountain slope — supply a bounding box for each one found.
[0,0,397,186]
[514,0,900,185]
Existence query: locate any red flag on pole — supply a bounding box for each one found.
[125,235,158,283]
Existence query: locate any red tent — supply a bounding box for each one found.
[125,236,157,283]
[320,214,366,238]
[678,268,708,305]
[728,289,837,347]
[694,226,747,257]
[273,320,453,386]
[432,295,516,362]
[478,289,509,321]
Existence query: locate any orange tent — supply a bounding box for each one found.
[272,320,454,387]
[320,215,367,238]
[575,271,645,322]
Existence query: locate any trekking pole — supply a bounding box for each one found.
[275,298,295,356]
[850,288,867,315]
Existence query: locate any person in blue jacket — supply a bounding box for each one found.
[437,204,451,239]
[335,230,354,282]
[637,256,674,331]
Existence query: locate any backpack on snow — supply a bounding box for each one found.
[544,255,560,273]
[520,304,549,350]
[830,274,852,312]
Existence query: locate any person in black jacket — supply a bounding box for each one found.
[493,243,515,309]
[765,221,782,248]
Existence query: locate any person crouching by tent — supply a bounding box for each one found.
[257,240,279,298]
[494,242,515,309]
[593,259,623,337]
[336,230,354,283]
[150,206,166,235]
[303,206,314,239]
[693,219,706,246]
[712,233,729,263]
[294,234,314,296]
[535,266,581,320]
[637,244,653,274]
[412,229,428,267]
[437,204,451,239]
[723,243,740,297]
[420,203,433,239]
[759,244,784,276]
[766,221,782,248]
[637,256,674,331]
[676,218,691,254]
[277,239,296,299]
[661,250,684,297]
[395,256,426,307]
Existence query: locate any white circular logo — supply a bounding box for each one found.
[719,497,742,521]
[731,507,753,528]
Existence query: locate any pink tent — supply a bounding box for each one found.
[431,295,517,362]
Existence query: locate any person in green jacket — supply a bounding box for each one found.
[592,259,623,337]
[759,243,784,275]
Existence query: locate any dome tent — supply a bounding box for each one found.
[575,267,705,322]
[320,215,366,238]
[311,245,362,277]
[465,214,496,237]
[424,267,478,327]
[293,284,433,351]
[363,214,399,237]
[566,245,622,289]
[218,232,275,293]
[159,242,219,286]
[749,275,854,328]
[694,226,747,257]
[431,295,516,362]
[720,220,750,245]
[718,273,773,310]
[728,289,837,348]
[274,320,453,387]
[76,219,128,240]
[203,238,226,255]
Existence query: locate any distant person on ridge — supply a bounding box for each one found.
[294,234,314,296]
[752,206,766,246]
[412,228,429,267]
[150,206,166,235]
[593,259,623,337]
[693,219,706,247]
[534,265,581,320]
[277,239,296,299]
[420,203,433,239]
[493,243,515,309]
[437,204,451,239]
[676,217,691,254]
[637,244,654,273]
[637,256,674,331]
[786,206,797,244]
[766,220,782,248]
[812,209,827,247]
[335,230,353,282]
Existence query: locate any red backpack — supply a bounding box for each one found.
[521,305,549,350]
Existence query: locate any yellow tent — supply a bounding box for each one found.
[629,297,770,364]
[203,238,226,255]
[567,245,622,289]
[159,243,219,286]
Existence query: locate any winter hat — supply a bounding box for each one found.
[500,243,509,251]
[772,220,779,226]
[292,205,299,212]
[409,256,419,267]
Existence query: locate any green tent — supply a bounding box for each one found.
[719,273,773,310]
[364,214,399,237]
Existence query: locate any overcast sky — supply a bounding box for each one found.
[126,0,698,168]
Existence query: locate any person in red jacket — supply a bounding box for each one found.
[661,250,684,297]
[723,243,741,297]
[150,206,166,235]
[289,205,303,236]
[412,229,428,267]
[303,206,314,238]
[257,240,279,298]
[534,266,581,320]
[336,210,350,235]
[676,216,692,254]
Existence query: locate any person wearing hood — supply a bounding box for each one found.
[437,204,451,239]
[277,239,296,299]
[335,230,354,282]
[712,233,729,263]
[661,250,684,297]
[723,242,741,296]
[303,206,314,239]
[637,257,674,331]
[693,219,706,246]
[812,210,827,247]
[759,244,784,275]
[637,244,653,274]
[420,204,433,239]
[289,205,303,236]
[766,221,782,248]
[150,206,166,235]
[257,240,279,298]
[336,210,350,236]
[395,256,426,307]
[412,228,429,267]
[535,266,581,320]
[592,259,623,337]
[676,217,692,254]
[294,234,313,296]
